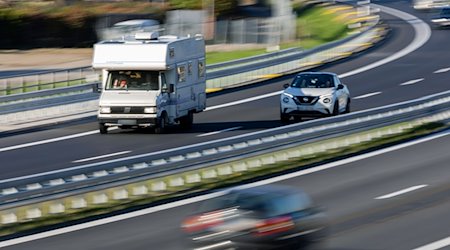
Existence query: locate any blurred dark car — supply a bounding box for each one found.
[431,7,450,28]
[181,185,327,250]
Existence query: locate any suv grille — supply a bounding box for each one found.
[293,96,318,105]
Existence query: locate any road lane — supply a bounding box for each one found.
[2,128,449,249]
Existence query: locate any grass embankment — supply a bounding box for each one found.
[206,5,350,64]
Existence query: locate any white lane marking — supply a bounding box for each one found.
[339,4,431,78]
[0,127,119,153]
[0,130,448,248]
[353,91,382,100]
[0,5,431,155]
[0,131,99,153]
[72,151,131,163]
[197,126,243,137]
[374,184,428,199]
[205,92,282,112]
[400,78,424,86]
[433,67,450,74]
[412,236,450,250]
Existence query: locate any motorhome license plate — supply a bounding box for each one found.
[118,119,137,125]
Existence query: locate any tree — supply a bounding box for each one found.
[168,0,238,17]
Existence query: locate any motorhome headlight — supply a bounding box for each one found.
[144,107,157,113]
[100,106,111,114]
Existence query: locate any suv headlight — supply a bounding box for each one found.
[282,92,293,103]
[320,94,333,104]
[144,107,157,113]
[99,106,111,114]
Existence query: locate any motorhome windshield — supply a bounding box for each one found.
[106,70,159,91]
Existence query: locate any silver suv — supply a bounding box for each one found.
[280,72,350,122]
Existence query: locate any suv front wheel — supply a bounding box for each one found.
[280,111,290,123]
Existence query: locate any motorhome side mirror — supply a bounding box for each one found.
[93,82,102,93]
[337,84,344,90]
[283,83,290,89]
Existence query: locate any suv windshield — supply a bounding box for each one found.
[106,70,159,91]
[291,74,334,88]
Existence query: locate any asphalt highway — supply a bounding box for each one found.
[0,1,450,249]
[1,1,449,182]
[2,127,449,250]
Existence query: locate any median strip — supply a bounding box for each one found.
[0,107,448,238]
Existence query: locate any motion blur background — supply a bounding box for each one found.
[0,0,342,49]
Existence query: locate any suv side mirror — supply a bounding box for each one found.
[337,84,344,90]
[283,83,290,89]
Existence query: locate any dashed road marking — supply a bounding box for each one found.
[400,78,424,86]
[353,92,382,100]
[198,126,243,137]
[412,236,450,250]
[72,151,132,163]
[375,184,428,199]
[433,67,450,74]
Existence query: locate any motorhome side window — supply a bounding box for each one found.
[160,72,167,90]
[198,60,205,77]
[106,71,159,91]
[188,62,192,75]
[177,65,186,82]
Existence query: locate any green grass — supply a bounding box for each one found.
[206,5,350,64]
[206,48,268,65]
[297,7,349,46]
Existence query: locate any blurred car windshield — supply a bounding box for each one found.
[441,7,450,15]
[291,74,334,88]
[199,189,313,218]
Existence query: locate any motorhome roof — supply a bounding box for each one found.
[98,35,186,45]
[114,19,159,26]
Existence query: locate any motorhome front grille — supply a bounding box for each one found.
[111,107,146,114]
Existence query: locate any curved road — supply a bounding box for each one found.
[1,1,449,182]
[0,0,450,249]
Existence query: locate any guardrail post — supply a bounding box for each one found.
[21,76,25,94]
[36,74,40,91]
[66,70,69,87]
[0,79,6,96]
[79,68,83,85]
[52,72,55,89]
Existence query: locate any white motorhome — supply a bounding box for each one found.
[413,0,450,9]
[92,32,206,134]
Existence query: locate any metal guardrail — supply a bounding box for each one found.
[0,66,97,96]
[0,90,449,215]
